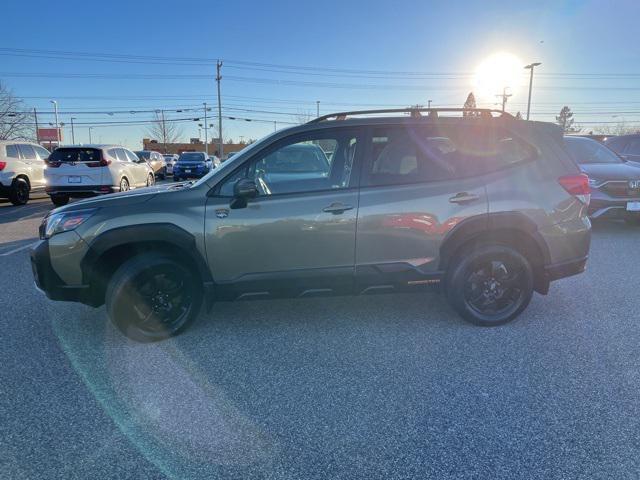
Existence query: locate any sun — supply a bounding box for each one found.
[473,52,524,102]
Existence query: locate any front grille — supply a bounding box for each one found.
[601,181,640,198]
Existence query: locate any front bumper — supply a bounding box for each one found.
[589,189,640,218]
[173,166,210,178]
[30,239,96,305]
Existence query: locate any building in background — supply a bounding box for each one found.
[142,138,247,160]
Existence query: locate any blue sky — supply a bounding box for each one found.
[2,0,639,148]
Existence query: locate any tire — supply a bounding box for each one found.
[119,177,130,192]
[445,245,534,327]
[158,169,166,180]
[105,253,203,342]
[9,178,30,206]
[146,174,155,187]
[50,194,70,207]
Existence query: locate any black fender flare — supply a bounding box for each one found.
[439,212,552,271]
[81,223,213,286]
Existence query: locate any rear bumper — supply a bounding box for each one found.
[45,185,117,196]
[30,239,96,305]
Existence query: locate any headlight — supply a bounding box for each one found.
[40,209,97,239]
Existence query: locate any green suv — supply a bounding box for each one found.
[31,109,591,342]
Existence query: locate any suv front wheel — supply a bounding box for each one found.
[105,253,203,342]
[446,245,534,327]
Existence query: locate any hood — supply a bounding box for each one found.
[580,162,640,181]
[52,182,189,214]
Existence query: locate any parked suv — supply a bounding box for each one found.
[31,109,591,342]
[564,136,640,222]
[44,145,155,206]
[0,140,50,205]
[173,151,214,181]
[134,150,166,179]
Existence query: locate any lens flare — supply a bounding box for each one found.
[473,52,524,102]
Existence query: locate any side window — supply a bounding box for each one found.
[218,133,357,197]
[365,125,537,187]
[625,139,640,154]
[125,150,140,163]
[33,145,51,160]
[17,144,37,160]
[5,144,19,158]
[107,148,122,161]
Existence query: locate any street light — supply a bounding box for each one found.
[70,117,76,144]
[88,126,94,144]
[49,100,60,145]
[524,62,542,121]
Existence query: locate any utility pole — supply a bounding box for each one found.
[33,108,40,144]
[50,100,60,146]
[496,87,512,113]
[316,100,320,117]
[88,126,93,144]
[274,121,277,132]
[524,62,541,120]
[70,117,76,144]
[203,103,208,155]
[428,99,432,109]
[160,109,167,153]
[216,60,223,159]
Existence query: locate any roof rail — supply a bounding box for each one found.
[308,108,513,123]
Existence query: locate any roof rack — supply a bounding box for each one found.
[308,108,513,123]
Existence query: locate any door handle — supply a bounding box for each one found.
[323,202,354,214]
[449,192,480,204]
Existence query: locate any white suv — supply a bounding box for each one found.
[0,140,50,205]
[44,145,155,206]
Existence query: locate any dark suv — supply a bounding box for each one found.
[31,108,591,342]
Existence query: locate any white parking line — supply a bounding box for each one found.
[0,241,39,257]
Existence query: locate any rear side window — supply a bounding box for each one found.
[49,148,102,163]
[33,145,50,160]
[125,150,140,163]
[5,144,19,158]
[17,144,36,160]
[365,124,537,187]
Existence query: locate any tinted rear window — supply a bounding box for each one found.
[178,152,205,162]
[49,148,102,163]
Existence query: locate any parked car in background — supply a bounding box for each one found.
[44,145,155,206]
[163,154,178,175]
[605,133,640,163]
[173,151,213,181]
[564,136,640,223]
[0,141,50,205]
[134,150,166,179]
[31,108,591,342]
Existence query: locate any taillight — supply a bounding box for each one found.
[87,158,111,168]
[558,173,590,205]
[0,161,6,171]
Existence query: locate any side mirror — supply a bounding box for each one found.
[230,178,258,209]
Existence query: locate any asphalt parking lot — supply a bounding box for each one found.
[1,192,640,479]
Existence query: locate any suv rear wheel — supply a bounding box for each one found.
[446,245,534,326]
[9,178,30,206]
[105,253,203,342]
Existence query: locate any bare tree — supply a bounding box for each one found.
[146,111,183,152]
[295,110,314,124]
[593,121,639,136]
[0,82,34,141]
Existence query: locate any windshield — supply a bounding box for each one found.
[564,137,623,164]
[178,152,205,162]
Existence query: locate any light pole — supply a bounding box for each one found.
[88,126,94,144]
[203,102,208,155]
[524,62,541,121]
[428,99,432,109]
[50,100,60,145]
[316,100,320,117]
[70,117,76,144]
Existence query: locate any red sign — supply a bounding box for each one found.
[38,128,62,142]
